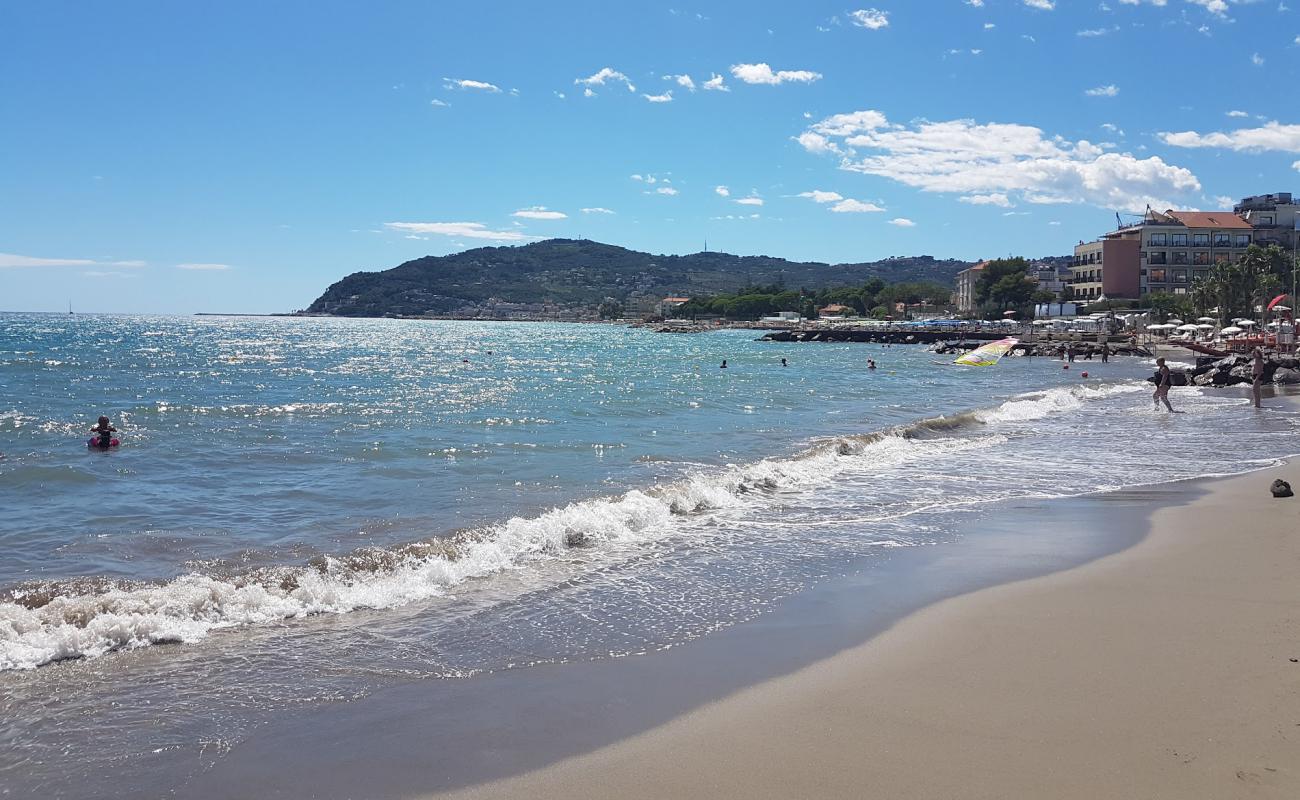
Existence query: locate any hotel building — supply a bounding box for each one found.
[953,260,988,313]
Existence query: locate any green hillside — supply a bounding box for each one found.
[304,238,975,317]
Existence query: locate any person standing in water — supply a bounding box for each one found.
[1251,347,1266,408]
[90,415,117,448]
[780,358,787,367]
[720,359,727,369]
[1153,358,1174,412]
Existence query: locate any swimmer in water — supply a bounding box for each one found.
[90,415,116,448]
[781,358,788,367]
[867,359,877,370]
[720,359,728,369]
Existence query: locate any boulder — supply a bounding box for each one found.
[1271,479,1294,499]
[1272,367,1300,385]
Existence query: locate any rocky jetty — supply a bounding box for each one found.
[1150,353,1300,388]
[930,341,1151,359]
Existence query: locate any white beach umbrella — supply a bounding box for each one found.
[1273,305,1292,312]
[1176,324,1200,331]
[1195,323,1215,330]
[1167,318,1185,325]
[1237,319,1257,326]
[1220,326,1243,335]
[1196,316,1215,323]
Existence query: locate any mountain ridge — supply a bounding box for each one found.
[305,238,981,317]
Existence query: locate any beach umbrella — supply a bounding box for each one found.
[1176,324,1199,331]
[1196,316,1215,323]
[1196,323,1215,330]
[1220,326,1243,335]
[1272,305,1291,312]
[1237,319,1257,326]
[1167,318,1185,325]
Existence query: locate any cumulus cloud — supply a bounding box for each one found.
[702,72,729,91]
[575,67,636,93]
[798,108,1202,211]
[1159,121,1300,152]
[651,186,679,196]
[665,74,696,91]
[443,78,500,92]
[581,207,615,214]
[830,198,885,212]
[849,9,890,29]
[1185,0,1229,17]
[643,91,673,103]
[1085,84,1120,96]
[735,196,764,206]
[176,263,232,271]
[512,206,568,220]
[797,190,844,203]
[715,185,731,197]
[1292,160,1300,172]
[383,222,531,241]
[1251,52,1265,66]
[889,218,917,227]
[959,193,1014,207]
[1023,0,1055,9]
[730,63,822,85]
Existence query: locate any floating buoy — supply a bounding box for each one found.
[1081,371,1089,378]
[1062,364,1069,370]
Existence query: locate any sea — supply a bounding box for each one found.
[2,313,1298,798]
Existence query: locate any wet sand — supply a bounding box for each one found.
[435,464,1300,800]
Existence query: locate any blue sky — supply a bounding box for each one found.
[2,0,1298,313]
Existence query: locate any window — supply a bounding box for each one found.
[1171,233,1189,246]
[1193,269,1208,282]
[1261,215,1274,226]
[1192,233,1209,246]
[1172,251,1188,265]
[1149,233,1167,246]
[1149,269,1167,283]
[1214,252,1231,263]
[1193,251,1210,265]
[1234,234,1251,248]
[1174,287,1187,295]
[1172,269,1188,283]
[1148,251,1167,265]
[1212,233,1230,247]
[1139,250,1147,261]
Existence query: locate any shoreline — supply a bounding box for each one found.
[180,461,1282,799]
[431,462,1300,800]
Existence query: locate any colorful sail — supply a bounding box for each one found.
[954,337,1018,367]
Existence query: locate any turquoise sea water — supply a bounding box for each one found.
[2,313,1298,796]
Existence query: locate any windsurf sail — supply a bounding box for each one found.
[954,337,1018,367]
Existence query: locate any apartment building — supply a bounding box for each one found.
[1234,192,1299,251]
[953,260,988,312]
[1072,207,1256,300]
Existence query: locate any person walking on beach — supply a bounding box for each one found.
[1251,347,1266,408]
[1153,358,1174,412]
[1066,342,1075,363]
[1100,343,1110,363]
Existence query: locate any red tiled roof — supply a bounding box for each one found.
[1165,211,1253,230]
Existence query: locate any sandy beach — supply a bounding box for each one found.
[435,464,1300,800]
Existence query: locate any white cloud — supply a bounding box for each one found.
[1077,26,1119,36]
[1251,52,1265,66]
[430,99,450,108]
[0,253,146,269]
[176,263,231,271]
[702,72,729,91]
[581,207,615,214]
[959,193,1014,207]
[830,198,885,212]
[1023,0,1055,9]
[443,78,500,93]
[651,186,679,196]
[984,22,997,29]
[967,0,985,6]
[1160,121,1300,152]
[1101,122,1125,135]
[848,9,890,29]
[0,253,97,268]
[512,206,568,220]
[797,190,844,203]
[643,91,673,103]
[1085,84,1120,96]
[889,217,917,227]
[796,131,837,154]
[1292,159,1300,171]
[631,174,668,184]
[383,222,531,241]
[665,74,696,91]
[735,196,764,206]
[715,185,731,197]
[729,63,823,85]
[575,67,636,93]
[1225,109,1249,117]
[1185,0,1229,17]
[799,109,1202,211]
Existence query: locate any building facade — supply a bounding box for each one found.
[953,260,987,313]
[1234,192,1299,252]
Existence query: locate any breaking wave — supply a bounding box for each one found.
[0,382,1140,671]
